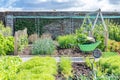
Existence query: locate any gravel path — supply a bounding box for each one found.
[20,56,100,62]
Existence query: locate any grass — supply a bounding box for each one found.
[102,52,118,58]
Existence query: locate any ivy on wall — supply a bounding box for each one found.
[14,18,53,36]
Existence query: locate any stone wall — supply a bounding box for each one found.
[0,11,120,38]
[43,19,82,38]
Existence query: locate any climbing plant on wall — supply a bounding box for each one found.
[14,18,53,36]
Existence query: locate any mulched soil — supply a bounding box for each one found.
[72,63,91,76]
[56,63,91,80]
[54,48,93,57]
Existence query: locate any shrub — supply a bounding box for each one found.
[107,39,120,52]
[85,57,120,80]
[5,36,14,54]
[32,38,55,55]
[0,21,12,36]
[28,33,39,43]
[0,56,22,80]
[16,72,55,80]
[0,22,14,55]
[0,33,14,55]
[18,57,57,74]
[106,20,120,41]
[57,34,77,48]
[15,28,28,53]
[99,56,120,76]
[59,57,73,78]
[18,35,28,52]
[17,57,57,80]
[0,56,58,80]
[76,33,90,44]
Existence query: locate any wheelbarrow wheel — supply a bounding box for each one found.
[93,49,102,58]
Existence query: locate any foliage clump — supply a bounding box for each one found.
[0,56,57,80]
[57,34,77,48]
[32,38,56,55]
[0,21,14,55]
[17,57,57,80]
[59,57,73,78]
[0,56,22,80]
[85,56,120,80]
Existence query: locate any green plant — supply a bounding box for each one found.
[74,72,119,80]
[99,56,120,76]
[18,57,57,74]
[57,34,77,48]
[28,33,39,43]
[0,21,12,36]
[107,39,120,52]
[94,20,120,51]
[5,36,14,54]
[102,52,118,58]
[16,72,55,80]
[32,38,55,55]
[0,21,14,55]
[0,56,22,80]
[106,20,120,41]
[85,57,120,80]
[0,33,14,55]
[76,27,89,44]
[15,19,53,36]
[59,57,73,78]
[18,35,28,52]
[17,57,57,80]
[0,56,57,80]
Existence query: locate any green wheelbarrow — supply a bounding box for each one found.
[78,41,102,58]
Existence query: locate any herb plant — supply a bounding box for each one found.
[57,34,77,48]
[32,38,56,55]
[59,57,73,78]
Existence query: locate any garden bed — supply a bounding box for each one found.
[56,63,91,80]
[21,46,93,57]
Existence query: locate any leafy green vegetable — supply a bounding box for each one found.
[0,22,14,55]
[59,57,73,78]
[57,34,77,48]
[17,56,57,80]
[0,56,22,80]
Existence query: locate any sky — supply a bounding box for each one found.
[0,0,120,11]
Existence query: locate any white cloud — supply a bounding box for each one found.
[32,0,48,3]
[55,0,69,3]
[0,0,120,11]
[0,7,22,11]
[58,0,120,11]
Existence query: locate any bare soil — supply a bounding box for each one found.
[56,63,91,80]
[54,48,93,57]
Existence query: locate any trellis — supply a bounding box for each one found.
[81,9,108,51]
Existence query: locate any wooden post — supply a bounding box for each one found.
[105,31,108,51]
[100,10,108,51]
